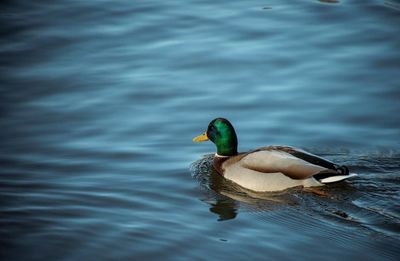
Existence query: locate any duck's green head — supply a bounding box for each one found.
[193,118,238,156]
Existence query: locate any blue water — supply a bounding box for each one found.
[1,0,400,260]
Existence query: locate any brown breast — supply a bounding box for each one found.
[212,153,248,176]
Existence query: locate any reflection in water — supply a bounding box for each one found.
[209,200,238,221]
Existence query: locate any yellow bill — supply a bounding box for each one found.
[193,132,209,142]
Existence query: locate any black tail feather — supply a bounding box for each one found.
[336,165,349,175]
[313,165,349,182]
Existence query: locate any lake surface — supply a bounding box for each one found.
[1,0,400,260]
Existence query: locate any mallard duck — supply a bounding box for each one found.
[193,118,357,192]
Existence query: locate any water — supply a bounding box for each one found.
[1,0,400,260]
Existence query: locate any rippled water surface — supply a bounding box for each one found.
[1,0,400,260]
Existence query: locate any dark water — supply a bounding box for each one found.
[1,0,400,260]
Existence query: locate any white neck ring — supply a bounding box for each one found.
[215,153,230,158]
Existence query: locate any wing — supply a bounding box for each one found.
[240,149,336,180]
[256,146,337,170]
